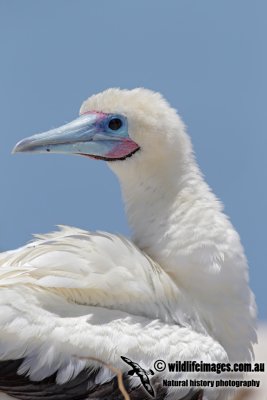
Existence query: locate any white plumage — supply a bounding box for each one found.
[0,88,256,400]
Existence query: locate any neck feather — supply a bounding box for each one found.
[117,153,256,362]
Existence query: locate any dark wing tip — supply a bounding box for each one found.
[0,359,167,400]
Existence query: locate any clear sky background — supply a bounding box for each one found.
[0,0,266,319]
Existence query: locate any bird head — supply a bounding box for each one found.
[13,88,192,179]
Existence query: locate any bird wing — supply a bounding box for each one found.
[0,226,228,399]
[0,359,166,400]
[0,226,179,323]
[0,285,225,399]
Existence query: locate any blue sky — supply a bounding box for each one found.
[0,0,266,319]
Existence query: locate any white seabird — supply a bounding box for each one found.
[0,88,257,400]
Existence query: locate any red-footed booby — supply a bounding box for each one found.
[0,88,256,400]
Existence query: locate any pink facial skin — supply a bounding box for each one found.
[80,111,140,160]
[106,138,140,159]
[81,110,107,119]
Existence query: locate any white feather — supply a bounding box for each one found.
[0,88,257,399]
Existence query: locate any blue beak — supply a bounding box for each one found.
[13,112,140,161]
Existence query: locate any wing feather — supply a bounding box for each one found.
[0,227,229,399]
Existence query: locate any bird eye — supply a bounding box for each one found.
[108,118,123,131]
